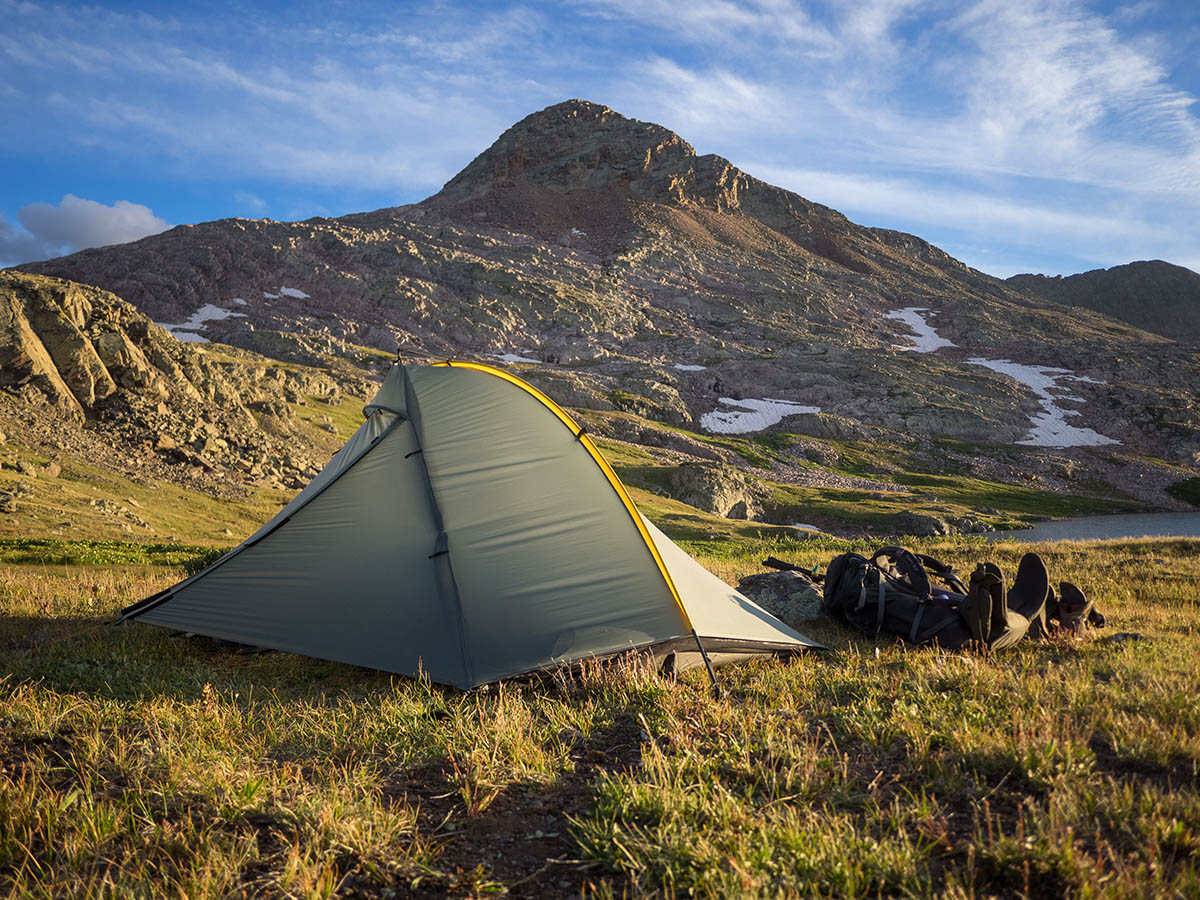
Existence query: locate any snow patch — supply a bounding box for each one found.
[570,227,586,236]
[966,358,1119,448]
[155,303,246,342]
[886,307,1118,448]
[791,523,821,532]
[490,352,540,364]
[231,297,247,306]
[263,292,280,299]
[701,398,820,434]
[673,363,706,371]
[278,286,310,299]
[886,307,956,352]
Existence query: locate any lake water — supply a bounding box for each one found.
[992,511,1200,542]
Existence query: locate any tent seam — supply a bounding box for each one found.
[403,369,476,688]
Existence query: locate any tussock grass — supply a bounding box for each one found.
[1,538,1198,898]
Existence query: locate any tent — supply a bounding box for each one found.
[120,361,819,688]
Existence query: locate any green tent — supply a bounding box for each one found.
[120,362,819,687]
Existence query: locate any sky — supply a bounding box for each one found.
[1,0,1197,278]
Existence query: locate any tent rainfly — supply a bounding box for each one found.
[120,362,820,688]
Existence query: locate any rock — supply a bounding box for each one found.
[665,462,759,519]
[1099,632,1145,644]
[736,571,824,627]
[891,511,952,537]
[523,370,616,411]
[154,433,177,451]
[0,429,5,443]
[15,459,36,476]
[41,461,61,478]
[610,379,692,427]
[0,493,16,512]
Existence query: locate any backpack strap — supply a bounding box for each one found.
[916,553,968,595]
[871,546,932,600]
[909,592,928,643]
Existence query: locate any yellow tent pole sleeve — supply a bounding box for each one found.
[432,360,694,631]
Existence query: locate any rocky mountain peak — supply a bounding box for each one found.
[434,99,758,211]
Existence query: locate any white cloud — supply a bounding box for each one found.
[0,195,169,265]
[577,0,837,49]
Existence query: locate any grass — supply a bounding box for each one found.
[0,539,212,567]
[1,535,1197,898]
[0,451,291,546]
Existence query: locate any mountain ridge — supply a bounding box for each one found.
[1008,260,1200,343]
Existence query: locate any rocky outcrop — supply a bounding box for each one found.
[665,462,760,519]
[890,511,953,537]
[0,271,372,495]
[736,571,824,627]
[0,271,175,420]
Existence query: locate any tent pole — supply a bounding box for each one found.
[691,629,721,699]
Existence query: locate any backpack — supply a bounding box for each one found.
[813,546,1101,650]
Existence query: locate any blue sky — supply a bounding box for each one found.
[1,0,1197,277]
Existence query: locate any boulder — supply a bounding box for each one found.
[891,510,952,537]
[736,571,824,627]
[665,462,759,519]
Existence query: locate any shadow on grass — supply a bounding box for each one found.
[375,710,650,899]
[0,615,403,703]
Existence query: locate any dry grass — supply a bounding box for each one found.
[1,537,1198,898]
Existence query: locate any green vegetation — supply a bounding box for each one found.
[892,472,1143,518]
[290,393,368,441]
[2,536,1197,898]
[1166,476,1200,508]
[0,448,291,546]
[0,538,212,567]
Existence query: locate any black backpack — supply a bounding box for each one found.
[817,546,1096,650]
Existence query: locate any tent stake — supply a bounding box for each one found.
[691,629,721,699]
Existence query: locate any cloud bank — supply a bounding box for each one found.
[0,195,170,266]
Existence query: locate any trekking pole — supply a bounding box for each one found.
[691,629,722,700]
